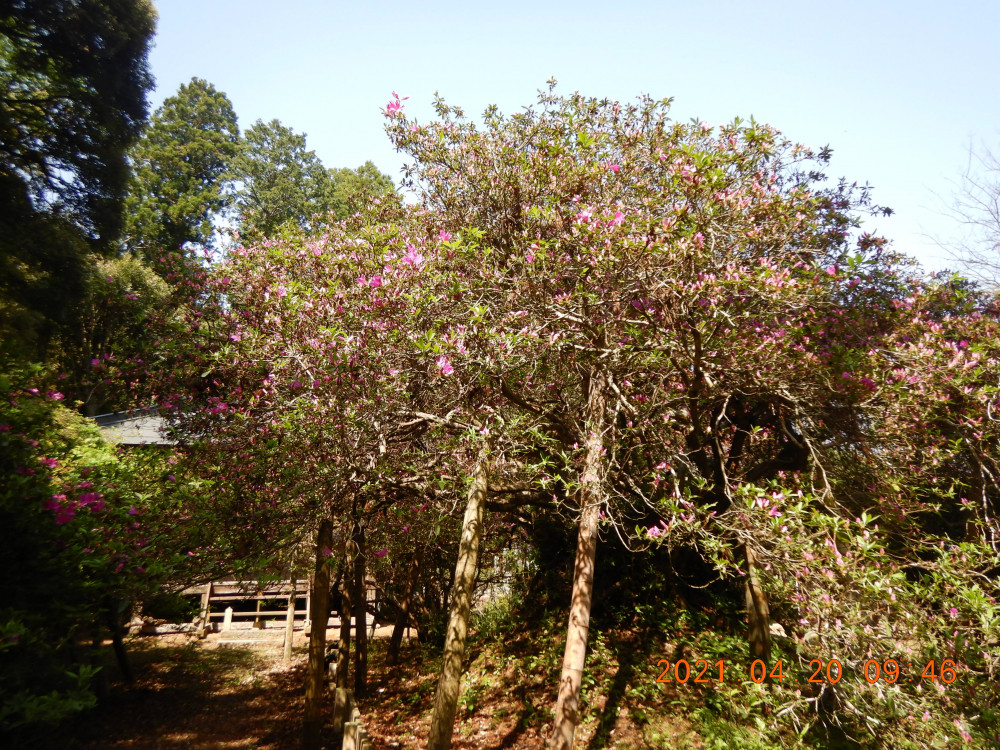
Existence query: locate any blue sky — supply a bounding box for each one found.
[148,0,999,271]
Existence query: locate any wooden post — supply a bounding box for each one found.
[223,606,233,631]
[332,687,349,735]
[283,577,297,661]
[253,588,265,629]
[304,573,312,629]
[343,722,359,750]
[199,581,213,637]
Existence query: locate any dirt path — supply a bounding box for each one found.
[27,628,330,750]
[22,625,653,750]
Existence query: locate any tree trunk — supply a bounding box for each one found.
[103,597,133,683]
[428,455,489,750]
[352,518,368,698]
[387,549,422,666]
[302,518,333,750]
[335,536,354,691]
[548,369,608,750]
[743,544,771,663]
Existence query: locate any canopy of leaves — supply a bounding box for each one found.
[0,0,155,352]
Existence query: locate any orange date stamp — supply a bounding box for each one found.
[655,658,963,685]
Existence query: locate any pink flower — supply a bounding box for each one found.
[949,607,959,618]
[692,232,705,248]
[436,356,454,377]
[402,244,424,268]
[322,546,333,558]
[608,163,621,173]
[128,506,139,516]
[526,252,535,263]
[40,457,58,468]
[375,548,388,558]
[276,286,287,298]
[369,275,383,287]
[47,391,64,401]
[438,231,452,242]
[647,526,663,539]
[385,90,409,114]
[826,266,837,275]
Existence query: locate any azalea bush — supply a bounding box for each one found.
[0,363,192,731]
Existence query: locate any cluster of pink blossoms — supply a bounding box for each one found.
[42,487,106,525]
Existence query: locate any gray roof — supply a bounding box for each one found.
[92,408,174,445]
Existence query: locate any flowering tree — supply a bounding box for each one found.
[150,84,1000,748]
[382,85,999,747]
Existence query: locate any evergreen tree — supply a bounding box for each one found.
[227,120,397,240]
[123,78,239,260]
[0,0,155,353]
[227,119,332,240]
